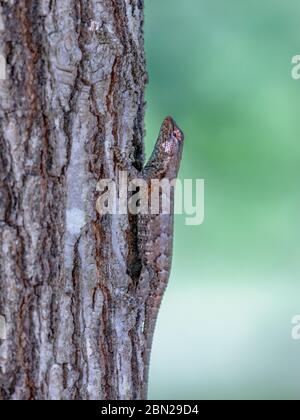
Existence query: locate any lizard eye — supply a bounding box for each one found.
[173,129,182,142]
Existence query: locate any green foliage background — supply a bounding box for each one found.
[144,0,300,400]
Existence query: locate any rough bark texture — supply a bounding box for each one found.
[0,0,148,400]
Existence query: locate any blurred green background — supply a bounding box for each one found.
[144,0,300,400]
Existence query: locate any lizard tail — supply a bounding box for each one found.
[142,301,161,400]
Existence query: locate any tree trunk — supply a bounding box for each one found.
[0,0,148,400]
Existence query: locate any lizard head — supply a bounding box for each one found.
[157,116,185,178]
[159,116,184,157]
[144,116,185,179]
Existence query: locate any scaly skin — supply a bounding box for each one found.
[114,116,184,399]
[139,117,184,399]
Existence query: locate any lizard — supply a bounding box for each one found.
[114,116,184,399]
[137,116,184,399]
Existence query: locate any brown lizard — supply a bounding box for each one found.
[138,116,184,399]
[114,116,184,399]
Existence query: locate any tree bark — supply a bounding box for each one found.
[0,0,148,400]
